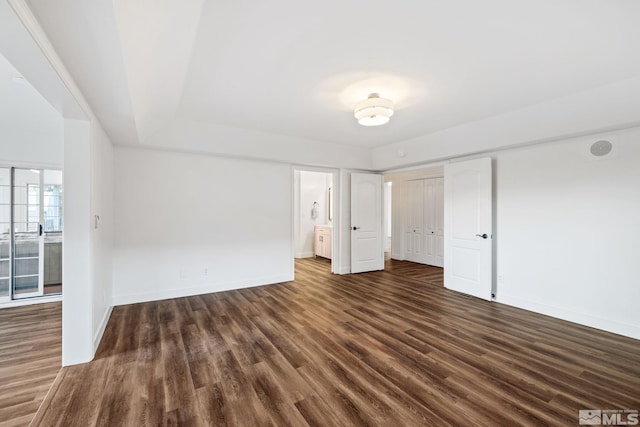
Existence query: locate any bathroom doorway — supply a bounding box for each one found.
[293,168,336,273]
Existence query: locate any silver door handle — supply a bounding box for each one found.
[475,233,488,239]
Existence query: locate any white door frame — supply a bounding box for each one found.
[387,172,445,266]
[291,166,341,275]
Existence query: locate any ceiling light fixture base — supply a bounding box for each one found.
[354,93,394,126]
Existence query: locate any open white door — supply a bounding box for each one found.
[444,158,492,301]
[351,173,383,273]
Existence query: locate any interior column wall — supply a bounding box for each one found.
[62,118,93,365]
[90,123,114,351]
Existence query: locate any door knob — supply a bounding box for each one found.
[475,233,488,239]
[352,226,360,230]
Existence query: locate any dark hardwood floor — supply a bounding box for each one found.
[44,284,62,295]
[33,259,640,426]
[0,302,61,427]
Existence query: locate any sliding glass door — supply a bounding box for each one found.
[42,170,63,295]
[0,167,63,302]
[0,169,10,302]
[13,168,44,298]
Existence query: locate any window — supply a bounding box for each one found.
[44,185,63,232]
[26,184,40,232]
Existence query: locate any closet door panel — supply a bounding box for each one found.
[424,178,436,265]
[403,181,414,260]
[410,180,425,263]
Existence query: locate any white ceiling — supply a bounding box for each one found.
[23,0,640,151]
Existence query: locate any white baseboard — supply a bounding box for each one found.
[497,294,640,340]
[337,266,351,274]
[93,305,113,352]
[112,274,294,306]
[295,251,315,258]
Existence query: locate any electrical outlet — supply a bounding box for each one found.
[203,268,208,277]
[179,269,187,279]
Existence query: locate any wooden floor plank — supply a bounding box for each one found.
[27,259,640,426]
[0,302,61,427]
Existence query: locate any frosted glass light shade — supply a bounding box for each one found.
[354,93,394,126]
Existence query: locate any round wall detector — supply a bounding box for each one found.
[590,140,613,157]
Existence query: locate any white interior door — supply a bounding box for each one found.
[444,158,492,300]
[351,173,383,273]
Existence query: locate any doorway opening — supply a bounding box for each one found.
[293,168,337,274]
[0,167,63,303]
[385,167,444,276]
[385,158,494,302]
[384,181,392,260]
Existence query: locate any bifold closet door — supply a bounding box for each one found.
[402,177,444,268]
[423,178,444,268]
[404,180,426,264]
[424,179,437,266]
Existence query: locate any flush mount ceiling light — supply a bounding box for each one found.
[354,93,394,126]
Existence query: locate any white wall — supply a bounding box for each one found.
[384,182,392,238]
[336,170,352,274]
[91,124,114,349]
[147,118,374,170]
[0,53,63,167]
[494,128,640,339]
[112,147,293,305]
[295,170,332,258]
[372,76,640,171]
